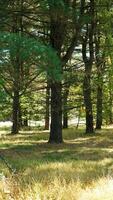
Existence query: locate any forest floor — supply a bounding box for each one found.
[0,126,113,199]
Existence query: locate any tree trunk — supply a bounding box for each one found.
[23,118,28,127]
[63,87,69,129]
[95,29,104,129]
[82,0,95,134]
[48,6,64,143]
[44,82,50,130]
[96,64,103,129]
[109,86,113,124]
[76,108,81,129]
[11,89,19,134]
[49,82,63,143]
[83,72,94,133]
[63,112,68,129]
[18,103,23,128]
[96,85,103,129]
[48,0,83,142]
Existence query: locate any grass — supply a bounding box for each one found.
[0,126,113,199]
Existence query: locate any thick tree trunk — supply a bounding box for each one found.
[48,0,82,142]
[11,89,19,134]
[48,7,64,143]
[44,82,50,130]
[83,72,94,133]
[49,83,63,143]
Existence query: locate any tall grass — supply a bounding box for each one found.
[0,127,113,199]
[1,173,113,200]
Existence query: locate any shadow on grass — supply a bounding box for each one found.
[0,127,113,186]
[1,143,113,189]
[1,139,113,169]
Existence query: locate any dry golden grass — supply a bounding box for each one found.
[0,126,113,199]
[1,175,113,200]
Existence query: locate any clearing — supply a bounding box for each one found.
[0,126,113,200]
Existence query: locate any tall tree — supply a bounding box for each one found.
[95,36,105,129]
[82,0,95,133]
[48,0,85,143]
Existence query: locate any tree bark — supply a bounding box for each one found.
[96,86,103,129]
[11,0,23,134]
[95,29,104,129]
[48,2,65,143]
[109,84,113,124]
[96,66,103,129]
[63,110,68,129]
[11,89,19,134]
[49,83,63,143]
[44,82,50,130]
[83,71,94,133]
[63,87,69,129]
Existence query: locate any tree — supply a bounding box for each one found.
[0,33,61,133]
[48,0,85,143]
[81,0,95,133]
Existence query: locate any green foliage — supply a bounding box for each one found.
[0,32,62,82]
[0,88,11,120]
[47,0,67,9]
[21,91,45,121]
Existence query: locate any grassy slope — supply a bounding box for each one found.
[0,126,113,199]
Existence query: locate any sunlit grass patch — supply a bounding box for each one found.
[79,177,113,200]
[1,174,113,200]
[1,126,113,199]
